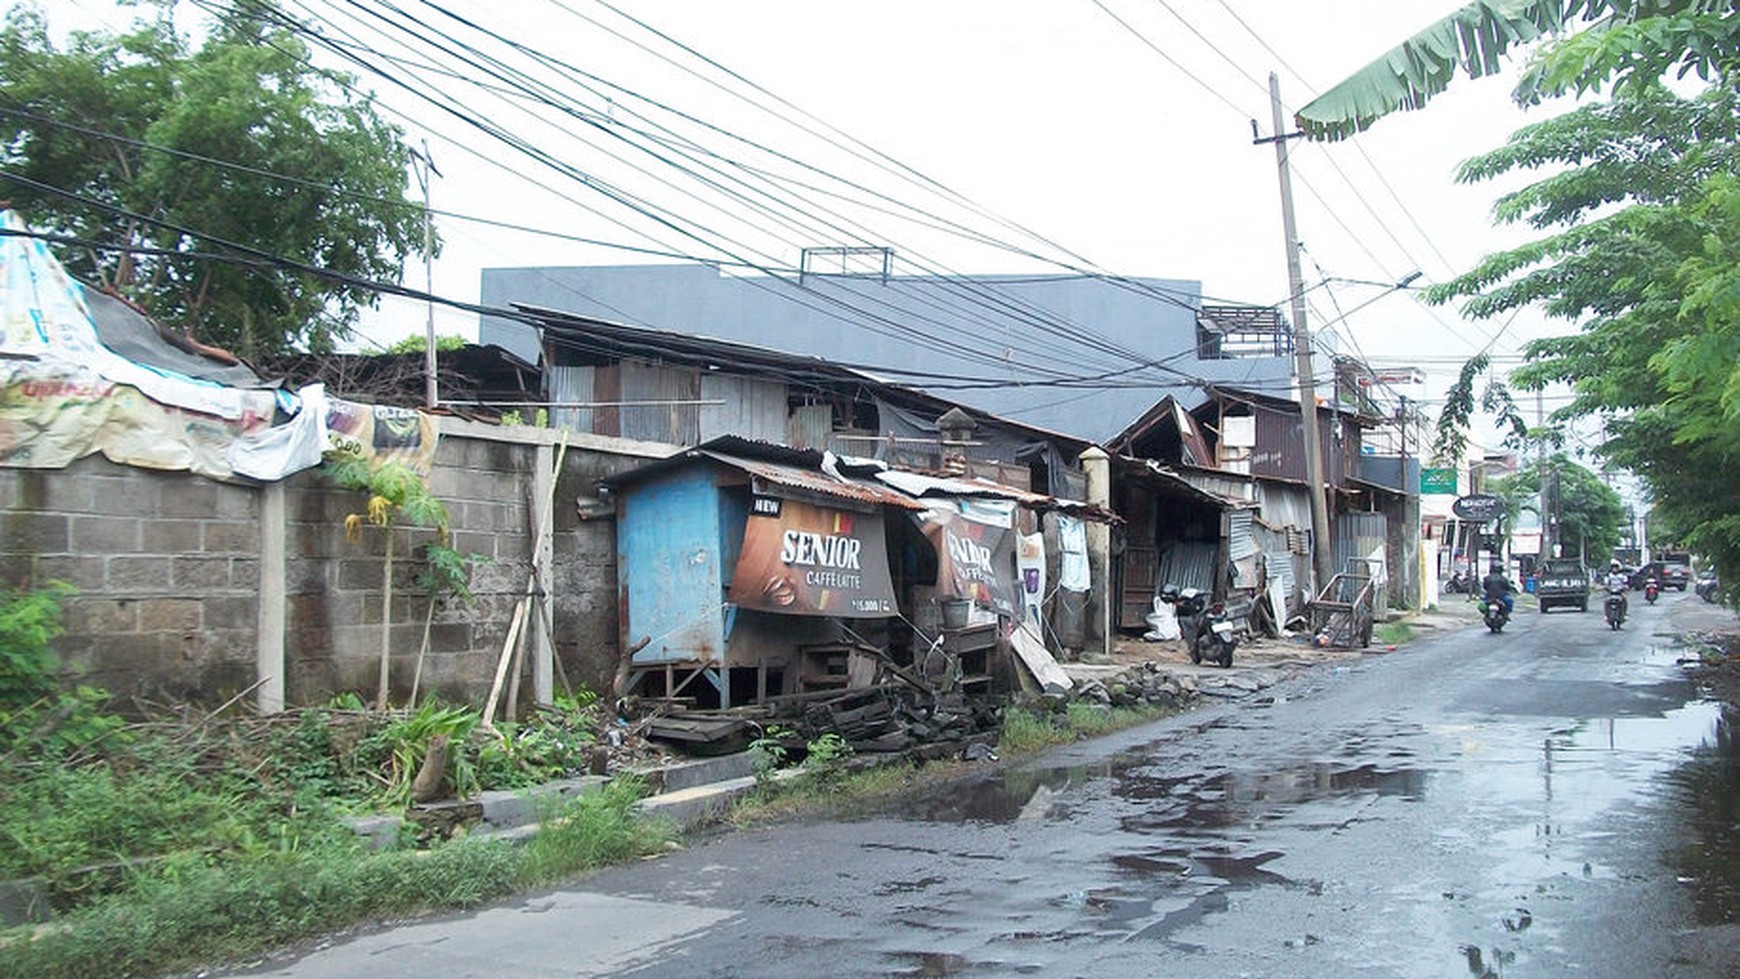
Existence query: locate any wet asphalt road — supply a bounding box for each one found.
[235,591,1740,978]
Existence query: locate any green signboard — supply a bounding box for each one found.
[1420,467,1458,495]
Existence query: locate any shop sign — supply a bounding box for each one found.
[921,510,1019,617]
[1420,467,1458,495]
[1452,493,1507,523]
[728,497,896,616]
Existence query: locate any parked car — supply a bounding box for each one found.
[1660,559,1692,591]
[1536,559,1590,613]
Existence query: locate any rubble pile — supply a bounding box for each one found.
[637,684,1002,760]
[1071,662,1199,711]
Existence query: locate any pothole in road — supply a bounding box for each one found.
[882,950,1041,976]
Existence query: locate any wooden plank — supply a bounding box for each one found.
[1008,622,1073,691]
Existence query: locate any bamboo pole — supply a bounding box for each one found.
[480,434,568,727]
[408,597,436,710]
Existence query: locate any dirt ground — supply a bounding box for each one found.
[1095,599,1481,674]
[1667,592,1740,710]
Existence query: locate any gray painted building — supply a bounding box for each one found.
[479,264,1296,443]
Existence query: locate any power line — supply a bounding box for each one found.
[1209,0,1460,275]
[30,2,1315,403]
[251,0,1260,388]
[1089,0,1256,119]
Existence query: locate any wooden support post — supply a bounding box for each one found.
[256,482,286,714]
[532,441,555,707]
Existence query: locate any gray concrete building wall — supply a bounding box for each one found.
[0,422,673,711]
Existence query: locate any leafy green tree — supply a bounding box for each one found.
[384,334,468,355]
[0,1,431,357]
[1429,86,1740,586]
[1490,454,1626,562]
[1301,5,1740,590]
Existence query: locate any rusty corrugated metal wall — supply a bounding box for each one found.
[620,361,700,444]
[547,364,596,434]
[1334,510,1389,601]
[700,373,788,445]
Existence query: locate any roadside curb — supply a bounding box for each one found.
[345,751,771,850]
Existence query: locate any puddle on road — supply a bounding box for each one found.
[1115,762,1430,838]
[876,679,1740,967]
[1662,705,1740,924]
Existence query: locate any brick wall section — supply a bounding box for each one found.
[0,423,674,710]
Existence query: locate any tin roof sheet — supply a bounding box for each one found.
[702,451,926,510]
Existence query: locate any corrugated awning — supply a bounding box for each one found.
[1136,459,1256,510]
[873,469,1119,522]
[703,451,927,510]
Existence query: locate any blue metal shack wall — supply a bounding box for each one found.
[619,466,725,664]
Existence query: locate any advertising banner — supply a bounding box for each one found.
[0,360,270,479]
[728,496,897,617]
[324,397,439,476]
[1017,531,1046,630]
[922,509,1019,617]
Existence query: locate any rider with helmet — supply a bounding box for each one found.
[1605,559,1631,616]
[1481,561,1516,617]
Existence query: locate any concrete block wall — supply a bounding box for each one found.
[0,457,261,704]
[0,422,676,711]
[552,450,645,695]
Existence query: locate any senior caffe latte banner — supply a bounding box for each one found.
[728,496,897,617]
[922,509,1019,617]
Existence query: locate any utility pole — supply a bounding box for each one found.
[1536,389,1556,560]
[1258,73,1334,591]
[411,141,441,410]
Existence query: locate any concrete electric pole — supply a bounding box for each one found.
[411,141,441,410]
[1259,72,1335,592]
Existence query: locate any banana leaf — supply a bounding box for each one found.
[1294,0,1580,141]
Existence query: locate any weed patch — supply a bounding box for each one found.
[0,835,521,979]
[517,778,675,885]
[1375,622,1415,646]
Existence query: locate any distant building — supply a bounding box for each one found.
[479,264,1296,443]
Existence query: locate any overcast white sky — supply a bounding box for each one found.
[44,0,1604,458]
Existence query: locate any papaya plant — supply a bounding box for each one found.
[324,451,455,709]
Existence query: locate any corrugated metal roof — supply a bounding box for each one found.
[872,469,1119,522]
[875,469,1044,502]
[1136,459,1255,509]
[702,451,927,510]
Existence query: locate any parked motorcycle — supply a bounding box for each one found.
[1696,570,1721,604]
[1644,577,1660,605]
[1444,571,1470,595]
[1604,585,1628,630]
[1477,597,1510,633]
[1159,585,1237,668]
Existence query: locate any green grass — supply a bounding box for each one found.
[517,778,676,885]
[0,782,673,979]
[998,707,1073,753]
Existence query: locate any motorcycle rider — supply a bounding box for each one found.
[1605,559,1631,617]
[1481,562,1516,618]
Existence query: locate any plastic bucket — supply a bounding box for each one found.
[941,599,971,630]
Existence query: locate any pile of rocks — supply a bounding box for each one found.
[1028,661,1201,713]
